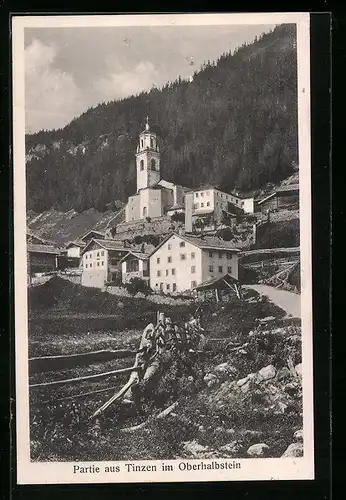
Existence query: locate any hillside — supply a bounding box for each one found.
[26,24,298,213]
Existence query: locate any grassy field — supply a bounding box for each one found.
[28,278,302,462]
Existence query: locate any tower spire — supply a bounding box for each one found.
[145,115,150,131]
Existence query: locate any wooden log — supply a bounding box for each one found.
[29,365,140,389]
[29,349,137,374]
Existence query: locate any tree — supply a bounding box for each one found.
[125,277,152,297]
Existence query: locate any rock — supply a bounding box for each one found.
[204,373,218,387]
[238,349,248,355]
[281,442,303,457]
[214,362,237,375]
[258,316,276,323]
[240,381,251,393]
[220,441,241,455]
[284,382,299,395]
[257,365,276,382]
[237,376,249,387]
[277,367,291,381]
[182,440,210,457]
[294,429,303,442]
[295,363,302,377]
[247,443,270,457]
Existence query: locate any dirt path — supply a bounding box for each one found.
[245,284,301,318]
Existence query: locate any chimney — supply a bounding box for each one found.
[185,192,194,233]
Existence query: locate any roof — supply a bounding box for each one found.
[27,229,56,245]
[119,251,150,263]
[193,273,240,291]
[150,232,241,256]
[80,238,128,255]
[167,203,185,211]
[65,240,86,249]
[27,243,60,255]
[79,229,105,241]
[192,208,214,216]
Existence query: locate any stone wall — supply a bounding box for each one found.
[116,216,183,238]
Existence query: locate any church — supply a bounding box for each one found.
[125,118,188,222]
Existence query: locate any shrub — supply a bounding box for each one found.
[170,212,185,223]
[125,277,152,297]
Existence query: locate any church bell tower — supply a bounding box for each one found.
[136,117,161,192]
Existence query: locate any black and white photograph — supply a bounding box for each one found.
[13,13,313,484]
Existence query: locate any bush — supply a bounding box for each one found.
[170,212,185,223]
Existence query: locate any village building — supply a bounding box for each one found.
[80,238,129,288]
[119,250,151,285]
[79,229,106,245]
[64,241,86,259]
[27,243,60,277]
[256,184,299,213]
[125,118,189,222]
[149,232,240,294]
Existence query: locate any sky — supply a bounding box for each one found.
[24,24,276,134]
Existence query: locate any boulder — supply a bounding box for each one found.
[277,367,291,381]
[281,442,303,457]
[258,316,276,323]
[237,376,249,387]
[293,429,303,442]
[257,365,276,382]
[182,440,210,458]
[214,362,237,375]
[247,443,270,457]
[284,382,299,395]
[220,441,241,455]
[240,381,251,393]
[295,363,302,377]
[204,373,218,387]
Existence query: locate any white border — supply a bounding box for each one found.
[13,12,313,484]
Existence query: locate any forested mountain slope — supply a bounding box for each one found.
[26,24,298,213]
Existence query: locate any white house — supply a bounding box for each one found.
[65,241,85,258]
[187,186,254,220]
[149,232,240,294]
[125,117,188,222]
[80,238,130,288]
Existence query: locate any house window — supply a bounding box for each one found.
[160,283,163,291]
[191,281,197,288]
[101,251,104,256]
[207,202,210,207]
[90,263,92,268]
[85,263,88,268]
[209,251,213,258]
[195,193,199,198]
[179,241,185,247]
[166,284,170,291]
[172,268,176,275]
[194,203,198,209]
[168,244,172,250]
[150,137,154,148]
[228,266,232,273]
[218,251,223,258]
[165,269,169,276]
[150,158,156,170]
[209,265,214,272]
[101,261,104,266]
[191,252,195,259]
[218,266,223,273]
[143,206,147,217]
[157,270,161,277]
[127,259,139,273]
[201,202,204,207]
[173,283,177,292]
[191,265,196,274]
[157,257,160,264]
[180,254,186,261]
[97,252,100,257]
[241,201,244,207]
[85,255,88,259]
[227,252,232,259]
[97,262,99,266]
[200,192,204,197]
[236,200,239,204]
[168,256,172,263]
[140,159,144,170]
